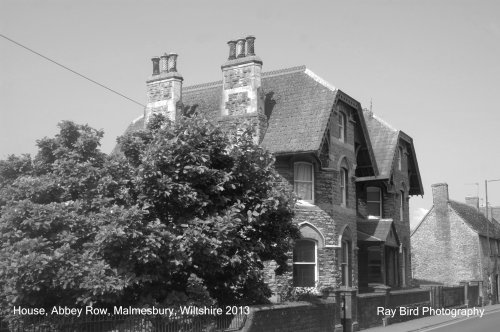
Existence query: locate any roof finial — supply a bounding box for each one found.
[370,98,373,113]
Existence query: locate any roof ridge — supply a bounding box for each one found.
[370,112,398,132]
[304,68,336,92]
[183,65,307,92]
[262,65,306,78]
[183,80,223,92]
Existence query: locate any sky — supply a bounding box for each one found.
[1,0,499,229]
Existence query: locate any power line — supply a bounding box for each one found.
[0,33,146,107]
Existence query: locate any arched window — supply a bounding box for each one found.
[341,240,351,287]
[338,112,346,142]
[293,240,317,287]
[367,187,382,217]
[294,162,314,203]
[340,226,352,287]
[340,167,348,206]
[340,158,349,207]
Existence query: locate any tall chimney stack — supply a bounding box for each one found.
[145,51,183,124]
[220,36,266,143]
[432,183,449,214]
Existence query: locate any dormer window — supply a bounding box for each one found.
[338,112,346,142]
[367,187,382,217]
[294,162,314,203]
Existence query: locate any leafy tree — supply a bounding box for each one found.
[0,115,299,315]
[0,122,131,315]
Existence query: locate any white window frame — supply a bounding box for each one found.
[293,239,318,287]
[294,162,314,203]
[398,146,403,171]
[400,191,405,221]
[340,167,348,207]
[367,187,382,218]
[339,112,346,142]
[341,239,351,287]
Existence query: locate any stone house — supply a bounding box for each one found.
[411,183,500,303]
[118,36,424,297]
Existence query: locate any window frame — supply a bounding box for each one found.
[397,146,403,171]
[341,239,352,287]
[367,186,382,218]
[293,239,318,287]
[401,246,407,287]
[338,112,346,142]
[400,190,405,221]
[294,162,314,203]
[340,167,348,207]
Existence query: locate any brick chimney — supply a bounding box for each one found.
[432,183,449,213]
[145,52,183,124]
[220,36,266,143]
[465,196,479,211]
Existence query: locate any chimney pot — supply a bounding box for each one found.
[246,35,256,56]
[167,53,178,72]
[160,53,169,73]
[151,57,160,75]
[227,40,237,60]
[236,38,246,58]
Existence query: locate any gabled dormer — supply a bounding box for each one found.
[359,110,423,197]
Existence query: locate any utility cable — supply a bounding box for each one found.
[0,33,146,107]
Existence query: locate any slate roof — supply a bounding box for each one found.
[260,68,337,154]
[362,110,399,178]
[119,66,342,155]
[361,111,424,196]
[357,219,400,246]
[450,200,500,238]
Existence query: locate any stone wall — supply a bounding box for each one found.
[268,152,358,294]
[412,207,482,285]
[239,301,337,332]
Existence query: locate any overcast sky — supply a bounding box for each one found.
[1,0,499,228]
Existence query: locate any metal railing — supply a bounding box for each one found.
[0,313,246,332]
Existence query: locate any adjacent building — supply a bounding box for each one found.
[412,183,500,303]
[118,36,424,298]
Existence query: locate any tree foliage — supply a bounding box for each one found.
[0,115,299,315]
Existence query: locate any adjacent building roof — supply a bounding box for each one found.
[450,200,500,238]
